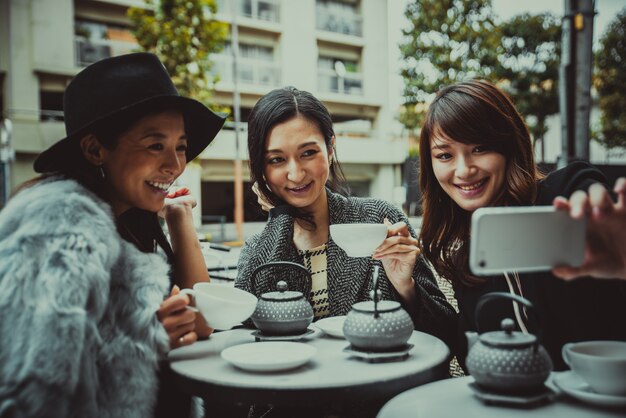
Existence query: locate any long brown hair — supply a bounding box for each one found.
[418,80,544,286]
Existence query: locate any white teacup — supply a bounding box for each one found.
[562,340,626,396]
[329,223,388,257]
[181,283,257,330]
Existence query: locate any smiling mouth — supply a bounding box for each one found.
[288,182,312,192]
[456,178,488,191]
[146,180,172,192]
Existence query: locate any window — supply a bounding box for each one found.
[316,0,362,36]
[74,20,137,67]
[318,56,363,95]
[213,42,281,87]
[201,181,268,222]
[40,91,64,121]
[217,0,280,22]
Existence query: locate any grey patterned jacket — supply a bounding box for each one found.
[236,189,457,349]
[0,178,170,418]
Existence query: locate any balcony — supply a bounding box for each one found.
[211,54,281,88]
[316,3,362,37]
[74,37,138,67]
[318,68,363,95]
[216,0,280,23]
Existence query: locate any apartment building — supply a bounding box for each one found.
[0,0,410,222]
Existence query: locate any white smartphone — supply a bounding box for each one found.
[469,206,587,276]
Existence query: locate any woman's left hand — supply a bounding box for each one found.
[373,218,420,293]
[159,186,196,219]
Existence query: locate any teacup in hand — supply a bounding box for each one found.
[329,223,388,258]
[562,340,626,396]
[181,283,257,330]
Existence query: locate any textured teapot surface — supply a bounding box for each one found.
[343,300,414,352]
[251,280,314,336]
[466,318,553,392]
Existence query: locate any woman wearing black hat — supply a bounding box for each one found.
[0,53,225,417]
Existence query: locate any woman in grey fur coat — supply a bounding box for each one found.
[0,53,224,417]
[235,87,457,350]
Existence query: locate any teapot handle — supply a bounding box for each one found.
[250,261,312,296]
[372,264,381,318]
[475,292,536,334]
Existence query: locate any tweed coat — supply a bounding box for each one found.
[0,178,170,418]
[236,189,457,348]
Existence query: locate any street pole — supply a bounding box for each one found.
[558,0,576,168]
[574,0,594,162]
[558,0,595,168]
[231,0,244,242]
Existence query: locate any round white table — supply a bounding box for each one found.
[377,374,626,418]
[168,328,450,409]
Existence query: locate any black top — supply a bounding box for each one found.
[117,209,191,418]
[454,161,626,371]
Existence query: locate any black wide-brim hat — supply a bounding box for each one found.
[34,52,226,173]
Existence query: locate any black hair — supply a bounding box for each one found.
[247,86,349,226]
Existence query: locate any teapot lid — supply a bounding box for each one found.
[480,318,537,348]
[260,280,305,302]
[352,300,401,314]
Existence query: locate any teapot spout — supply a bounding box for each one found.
[466,331,479,350]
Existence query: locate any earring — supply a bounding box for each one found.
[98,166,105,179]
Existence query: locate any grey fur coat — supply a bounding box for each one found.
[235,189,457,349]
[0,178,170,417]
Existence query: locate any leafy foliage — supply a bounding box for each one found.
[128,0,228,108]
[399,0,500,134]
[399,1,561,159]
[594,8,626,150]
[495,13,561,155]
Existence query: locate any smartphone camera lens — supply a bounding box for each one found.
[479,260,486,268]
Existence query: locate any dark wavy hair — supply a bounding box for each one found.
[418,80,544,286]
[247,86,349,225]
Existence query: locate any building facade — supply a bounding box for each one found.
[0,0,410,222]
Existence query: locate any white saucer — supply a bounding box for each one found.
[251,327,320,342]
[553,371,626,408]
[221,342,317,372]
[315,316,346,338]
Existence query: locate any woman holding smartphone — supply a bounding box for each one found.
[418,79,626,370]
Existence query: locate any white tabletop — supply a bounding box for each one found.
[168,328,450,407]
[377,375,626,418]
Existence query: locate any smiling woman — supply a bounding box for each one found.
[417,79,626,373]
[235,86,457,361]
[82,111,188,215]
[0,53,225,418]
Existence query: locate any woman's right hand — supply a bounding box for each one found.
[157,285,198,349]
[252,182,274,212]
[552,178,626,280]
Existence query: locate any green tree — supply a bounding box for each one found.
[594,8,626,151]
[398,0,500,135]
[128,0,228,108]
[495,13,561,161]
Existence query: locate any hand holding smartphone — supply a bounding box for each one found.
[469,206,586,275]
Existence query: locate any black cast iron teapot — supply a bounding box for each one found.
[249,261,314,336]
[465,292,553,392]
[343,265,414,351]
